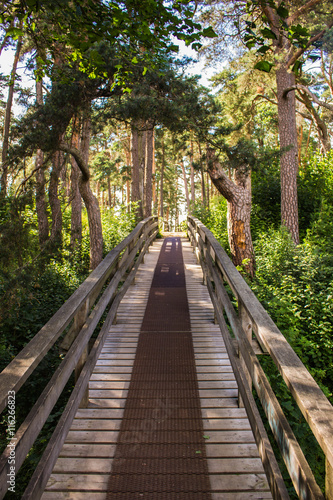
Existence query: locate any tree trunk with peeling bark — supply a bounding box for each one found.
[207,148,255,276]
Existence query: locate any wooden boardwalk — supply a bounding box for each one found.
[42,237,272,499]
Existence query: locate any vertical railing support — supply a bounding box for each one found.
[238,304,253,409]
[74,299,90,408]
[327,459,333,500]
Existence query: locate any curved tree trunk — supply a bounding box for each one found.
[207,148,255,277]
[70,116,82,250]
[79,115,103,270]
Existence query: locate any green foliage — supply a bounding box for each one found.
[0,194,39,273]
[102,205,137,253]
[252,226,333,400]
[192,196,230,252]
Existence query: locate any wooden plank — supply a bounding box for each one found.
[44,474,109,491]
[70,419,122,431]
[210,474,270,492]
[207,458,265,473]
[42,493,106,500]
[53,457,113,474]
[203,419,251,431]
[212,493,272,500]
[59,443,116,458]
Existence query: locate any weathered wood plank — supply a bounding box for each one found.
[44,474,109,491]
[53,457,113,474]
[210,474,270,492]
[42,493,106,500]
[59,443,116,458]
[207,458,265,473]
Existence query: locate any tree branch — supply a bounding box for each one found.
[287,0,322,26]
[252,94,278,107]
[15,152,52,197]
[58,142,90,182]
[283,84,333,112]
[287,26,332,68]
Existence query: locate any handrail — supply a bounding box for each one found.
[0,216,158,499]
[188,216,333,500]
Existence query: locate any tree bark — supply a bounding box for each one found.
[207,148,255,277]
[131,123,143,220]
[276,65,299,244]
[160,137,165,222]
[1,35,22,196]
[144,126,154,217]
[35,77,49,247]
[79,114,103,270]
[180,160,190,213]
[70,116,82,250]
[49,149,63,248]
[190,140,195,212]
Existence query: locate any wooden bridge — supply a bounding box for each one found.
[0,216,332,499]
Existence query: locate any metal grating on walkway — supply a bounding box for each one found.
[42,236,272,500]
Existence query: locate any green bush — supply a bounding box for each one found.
[192,196,229,253]
[252,226,333,400]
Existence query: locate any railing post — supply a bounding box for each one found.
[327,459,333,500]
[74,299,90,408]
[238,302,253,408]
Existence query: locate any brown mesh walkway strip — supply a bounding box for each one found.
[106,237,212,499]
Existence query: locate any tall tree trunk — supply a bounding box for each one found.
[139,127,146,218]
[70,115,82,250]
[276,65,299,244]
[107,177,112,207]
[181,160,190,213]
[1,35,22,196]
[144,126,154,217]
[160,137,165,223]
[49,149,63,248]
[206,172,210,210]
[131,123,143,220]
[190,140,195,212]
[198,143,206,208]
[207,148,255,277]
[79,114,103,270]
[152,130,157,214]
[35,77,49,247]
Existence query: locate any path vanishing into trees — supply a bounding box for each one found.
[0,217,332,499]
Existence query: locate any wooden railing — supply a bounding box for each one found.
[188,216,333,500]
[0,216,158,500]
